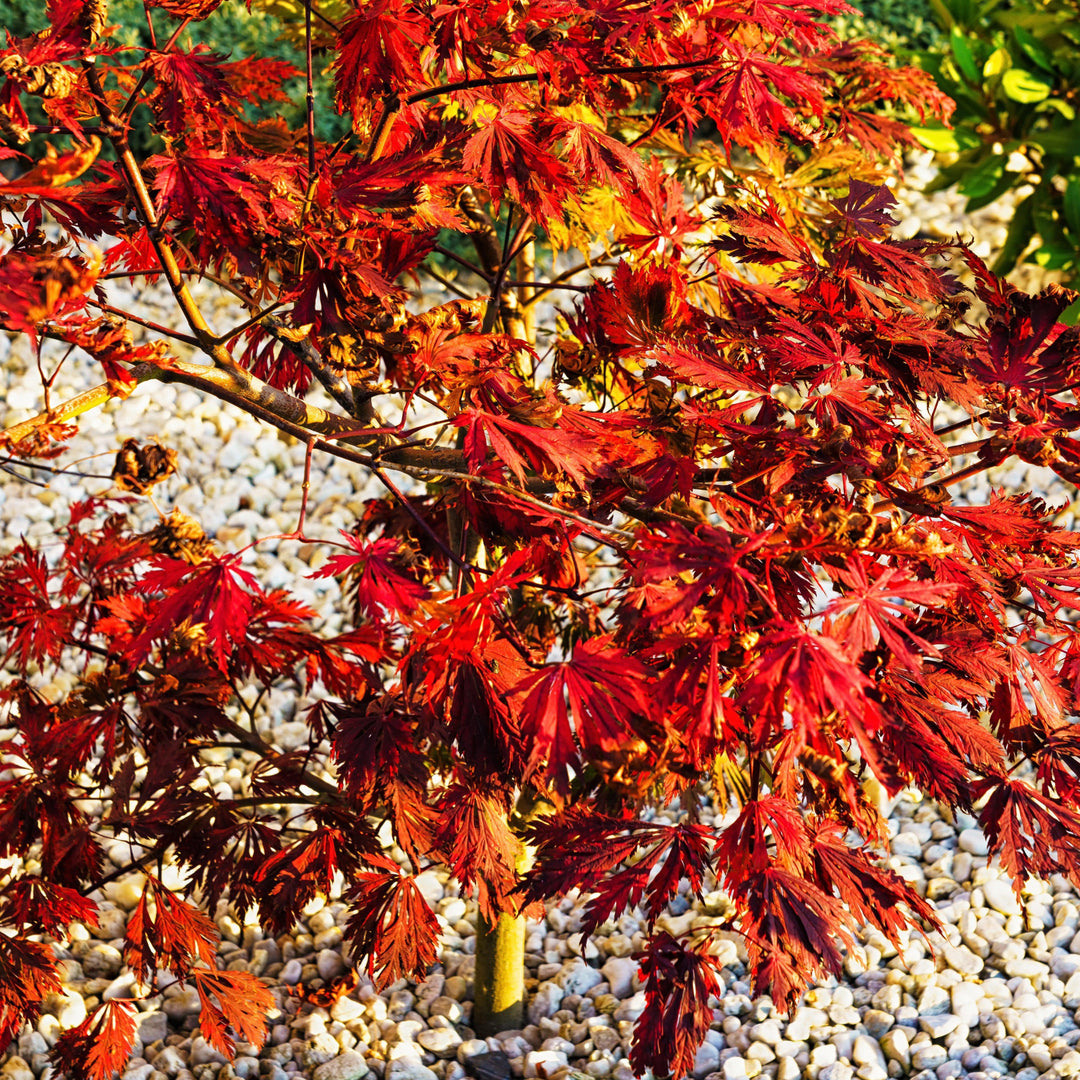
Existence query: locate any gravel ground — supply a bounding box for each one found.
[0,157,1077,1080]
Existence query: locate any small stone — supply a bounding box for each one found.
[1057,1051,1080,1077]
[958,829,989,856]
[1026,1045,1053,1072]
[891,833,924,859]
[413,870,445,906]
[693,1042,720,1079]
[386,1061,438,1080]
[982,879,1022,917]
[863,1011,895,1038]
[880,1029,910,1070]
[749,1020,782,1045]
[304,1033,345,1068]
[105,876,146,911]
[910,1045,947,1072]
[528,983,565,1023]
[723,1059,749,1080]
[917,986,951,1016]
[819,1066,853,1080]
[918,1014,960,1039]
[777,1060,800,1080]
[786,1006,829,1041]
[854,1036,887,1070]
[330,998,366,1024]
[190,1037,227,1067]
[46,991,87,1030]
[317,949,346,981]
[82,943,124,978]
[428,997,464,1024]
[417,1028,463,1058]
[163,987,202,1021]
[137,1012,169,1046]
[523,1050,568,1078]
[600,957,637,998]
[104,972,141,1001]
[313,1052,370,1080]
[1004,958,1050,980]
[560,959,603,996]
[151,1048,187,1077]
[942,943,983,977]
[464,1051,512,1080]
[280,959,303,985]
[613,992,646,1022]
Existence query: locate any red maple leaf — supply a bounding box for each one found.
[51,1000,139,1080]
[631,933,722,1080]
[129,553,260,670]
[125,881,219,982]
[192,969,275,1057]
[310,534,428,623]
[824,558,955,670]
[512,635,653,795]
[344,867,440,987]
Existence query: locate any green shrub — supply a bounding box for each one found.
[907,0,1080,298]
[835,0,948,54]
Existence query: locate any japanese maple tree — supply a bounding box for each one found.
[2,0,1080,1077]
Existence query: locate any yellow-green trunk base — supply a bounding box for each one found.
[472,910,527,1036]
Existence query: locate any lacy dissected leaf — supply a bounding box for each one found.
[0,878,99,936]
[512,635,653,795]
[253,827,370,935]
[808,819,937,945]
[828,178,899,239]
[192,969,275,1057]
[310,533,428,623]
[51,999,139,1080]
[0,541,76,667]
[456,406,610,488]
[975,776,1080,888]
[124,881,219,982]
[344,868,440,988]
[824,558,955,670]
[712,797,810,887]
[332,0,426,109]
[630,933,722,1080]
[434,785,520,920]
[130,553,261,670]
[461,107,570,221]
[969,285,1080,394]
[0,935,61,1049]
[739,623,879,753]
[735,867,850,1012]
[524,810,713,938]
[145,45,239,136]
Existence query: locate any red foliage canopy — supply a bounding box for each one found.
[0,0,1078,1077]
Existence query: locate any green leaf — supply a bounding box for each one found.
[1064,178,1080,236]
[912,125,961,153]
[1002,68,1053,103]
[1036,98,1076,120]
[983,47,1011,77]
[957,152,1006,200]
[990,192,1035,277]
[950,28,981,83]
[1013,25,1057,74]
[965,167,1017,212]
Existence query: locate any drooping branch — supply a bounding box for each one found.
[81,62,248,377]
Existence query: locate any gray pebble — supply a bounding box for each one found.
[313,1052,370,1080]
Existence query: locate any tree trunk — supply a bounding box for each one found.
[472,907,528,1036]
[471,803,539,1037]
